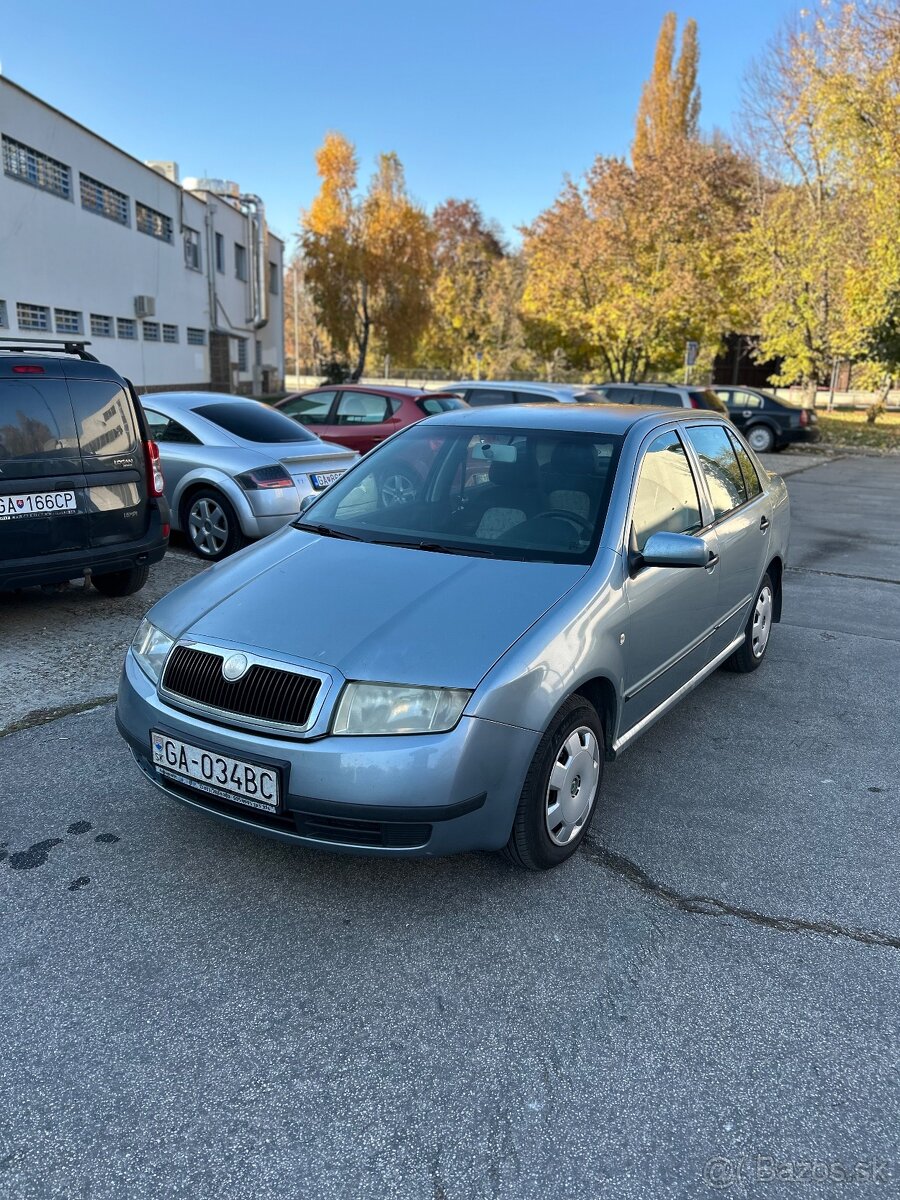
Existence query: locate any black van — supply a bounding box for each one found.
[0,339,169,596]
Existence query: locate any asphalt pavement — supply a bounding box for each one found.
[1,454,898,1199]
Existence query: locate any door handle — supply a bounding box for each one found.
[760,515,770,532]
[705,552,720,572]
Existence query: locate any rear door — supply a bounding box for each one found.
[329,390,398,453]
[0,360,90,560]
[67,376,148,547]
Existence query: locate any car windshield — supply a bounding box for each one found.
[297,424,623,564]
[195,401,318,443]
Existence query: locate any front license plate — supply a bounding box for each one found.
[0,490,77,519]
[151,732,280,812]
[310,471,344,490]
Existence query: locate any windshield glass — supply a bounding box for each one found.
[195,401,318,443]
[297,424,623,564]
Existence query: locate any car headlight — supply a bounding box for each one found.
[332,682,471,736]
[131,618,174,683]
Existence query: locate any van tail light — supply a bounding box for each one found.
[145,439,164,497]
[799,409,809,426]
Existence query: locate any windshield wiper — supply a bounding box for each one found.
[294,521,366,542]
[375,538,520,560]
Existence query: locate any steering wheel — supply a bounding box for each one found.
[531,509,593,535]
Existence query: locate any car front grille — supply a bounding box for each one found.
[161,644,322,732]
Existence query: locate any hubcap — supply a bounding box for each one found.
[751,584,773,657]
[188,498,229,556]
[545,726,601,846]
[749,427,773,452]
[381,473,416,506]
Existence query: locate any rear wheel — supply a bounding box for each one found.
[92,564,150,597]
[183,489,245,560]
[503,696,604,871]
[746,424,776,454]
[725,572,774,673]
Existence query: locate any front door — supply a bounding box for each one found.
[621,429,721,730]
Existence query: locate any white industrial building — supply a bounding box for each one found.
[0,76,284,395]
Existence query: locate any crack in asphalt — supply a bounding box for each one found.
[0,695,115,739]
[787,566,900,587]
[582,843,900,951]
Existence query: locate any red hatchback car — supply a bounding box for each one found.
[275,385,466,455]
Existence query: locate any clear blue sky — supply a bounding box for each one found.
[1,0,798,251]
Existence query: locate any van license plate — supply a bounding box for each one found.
[151,732,280,811]
[0,490,77,519]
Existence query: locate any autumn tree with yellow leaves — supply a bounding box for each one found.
[522,13,752,380]
[301,133,433,380]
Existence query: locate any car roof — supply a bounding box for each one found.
[299,384,451,399]
[444,380,596,395]
[426,402,728,436]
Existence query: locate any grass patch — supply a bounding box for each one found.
[815,410,900,451]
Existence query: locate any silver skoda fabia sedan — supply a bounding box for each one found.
[117,404,789,870]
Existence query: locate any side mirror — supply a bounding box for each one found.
[638,531,708,569]
[298,493,317,515]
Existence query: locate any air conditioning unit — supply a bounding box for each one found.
[134,295,156,318]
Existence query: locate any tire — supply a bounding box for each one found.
[183,489,245,561]
[725,572,774,673]
[378,465,420,507]
[92,564,150,597]
[503,696,604,871]
[746,424,776,454]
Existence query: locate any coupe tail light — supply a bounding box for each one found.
[144,440,164,497]
[236,466,294,490]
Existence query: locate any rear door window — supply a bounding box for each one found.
[515,390,554,404]
[467,389,515,406]
[727,430,763,498]
[684,425,748,519]
[645,389,683,407]
[334,391,391,425]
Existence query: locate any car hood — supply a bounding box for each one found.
[150,529,586,689]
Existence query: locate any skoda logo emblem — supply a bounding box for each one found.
[222,652,249,681]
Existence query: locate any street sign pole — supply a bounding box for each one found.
[684,340,699,385]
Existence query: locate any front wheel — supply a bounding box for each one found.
[502,696,604,871]
[746,424,776,454]
[725,573,774,673]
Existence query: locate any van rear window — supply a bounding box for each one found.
[0,379,81,479]
[67,380,139,457]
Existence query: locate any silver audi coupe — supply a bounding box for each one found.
[116,404,789,870]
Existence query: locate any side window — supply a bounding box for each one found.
[631,431,702,552]
[684,425,748,519]
[143,409,200,445]
[646,389,682,407]
[467,389,515,407]
[335,391,391,425]
[598,386,633,404]
[725,390,762,410]
[279,390,336,425]
[67,380,139,458]
[515,391,552,404]
[727,430,763,498]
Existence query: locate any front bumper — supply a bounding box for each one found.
[116,650,539,857]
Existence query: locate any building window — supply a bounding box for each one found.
[268,261,279,295]
[2,135,71,199]
[117,317,137,340]
[17,303,50,331]
[255,338,262,366]
[163,323,178,343]
[0,301,7,328]
[136,202,173,243]
[235,337,248,371]
[187,327,206,346]
[143,321,160,342]
[234,243,247,281]
[80,174,129,225]
[215,232,225,274]
[54,308,83,335]
[90,314,114,338]
[184,227,201,270]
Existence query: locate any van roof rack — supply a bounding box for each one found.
[0,336,99,363]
